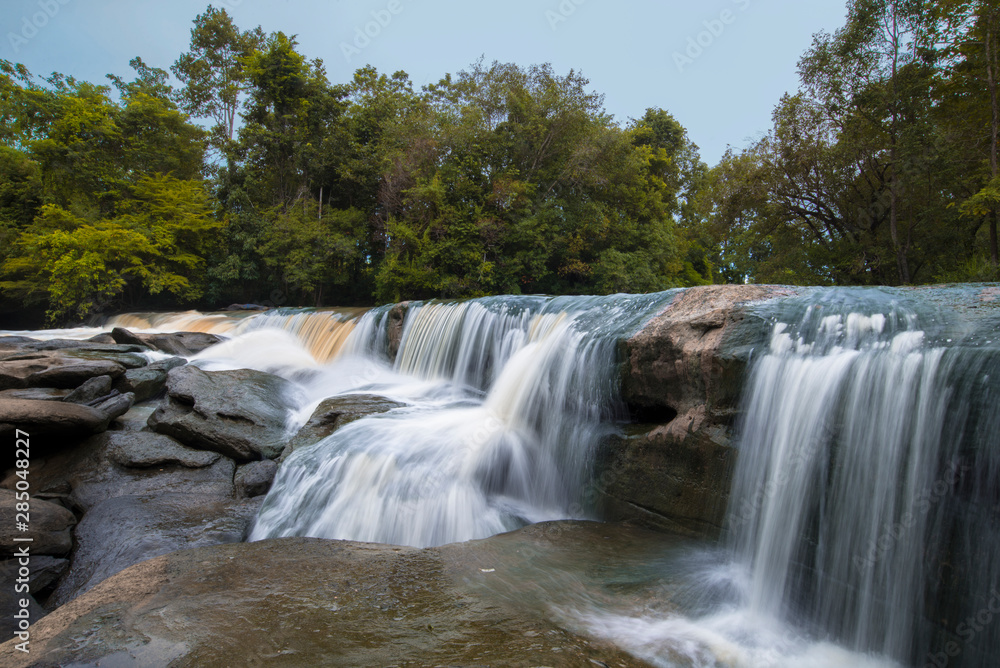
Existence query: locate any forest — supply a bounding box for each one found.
[0,0,997,326]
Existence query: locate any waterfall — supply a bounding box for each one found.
[725,292,1000,667]
[249,293,677,548]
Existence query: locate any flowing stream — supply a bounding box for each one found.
[6,286,999,667]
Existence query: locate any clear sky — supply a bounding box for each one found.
[1,0,848,166]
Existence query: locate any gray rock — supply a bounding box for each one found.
[0,490,75,557]
[0,589,44,643]
[90,391,135,422]
[62,375,113,404]
[47,493,262,607]
[0,352,125,390]
[110,328,224,356]
[0,388,71,402]
[282,393,405,461]
[234,460,278,497]
[0,399,111,441]
[106,432,221,469]
[15,432,236,513]
[0,555,69,594]
[148,365,296,461]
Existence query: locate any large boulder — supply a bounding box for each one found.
[0,523,656,667]
[47,493,261,607]
[601,285,782,538]
[0,490,75,557]
[281,393,405,461]
[110,327,224,356]
[9,431,235,513]
[148,365,296,461]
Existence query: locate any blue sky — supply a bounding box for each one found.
[1,0,848,165]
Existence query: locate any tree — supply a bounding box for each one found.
[172,5,265,151]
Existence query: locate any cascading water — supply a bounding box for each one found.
[725,291,1000,667]
[7,286,998,666]
[249,293,677,548]
[575,287,1000,668]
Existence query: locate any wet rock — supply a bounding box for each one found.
[47,493,261,607]
[110,327,224,356]
[386,301,410,360]
[115,357,186,403]
[0,352,125,390]
[15,432,235,513]
[0,399,110,441]
[89,391,135,423]
[281,393,405,461]
[106,432,221,469]
[604,285,781,538]
[3,523,654,667]
[0,555,69,594]
[0,490,75,557]
[595,423,736,538]
[62,375,113,404]
[148,365,296,461]
[0,590,44,642]
[234,460,277,497]
[0,388,70,402]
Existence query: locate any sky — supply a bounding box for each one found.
[0,0,848,166]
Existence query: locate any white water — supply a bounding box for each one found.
[7,289,997,667]
[249,296,663,547]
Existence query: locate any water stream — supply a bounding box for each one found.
[6,286,999,667]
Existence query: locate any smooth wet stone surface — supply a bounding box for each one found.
[281,394,406,461]
[0,522,672,667]
[148,365,295,461]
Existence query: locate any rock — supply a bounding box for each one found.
[604,285,782,538]
[62,375,113,404]
[0,490,75,557]
[0,555,69,594]
[0,352,125,390]
[234,460,277,497]
[3,523,655,667]
[148,365,296,461]
[281,393,405,460]
[0,338,147,355]
[64,348,148,369]
[224,303,268,311]
[0,399,111,441]
[85,333,116,344]
[623,285,778,420]
[0,388,70,402]
[386,301,410,360]
[0,589,44,643]
[47,493,262,607]
[89,391,135,422]
[116,356,186,402]
[13,432,236,513]
[595,423,736,538]
[106,432,221,469]
[111,327,224,356]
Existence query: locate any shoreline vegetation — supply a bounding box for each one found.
[0,1,998,330]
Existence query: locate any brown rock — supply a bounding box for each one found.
[0,489,76,557]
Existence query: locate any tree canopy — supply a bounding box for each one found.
[1,2,998,326]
